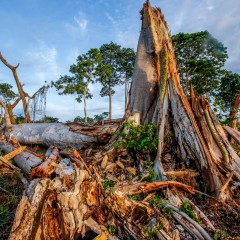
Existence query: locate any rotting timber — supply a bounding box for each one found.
[0,1,239,240]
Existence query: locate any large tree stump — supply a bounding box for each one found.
[126,1,240,200]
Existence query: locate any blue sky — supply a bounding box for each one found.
[0,0,239,121]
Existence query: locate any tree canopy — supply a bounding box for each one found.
[172,31,228,97]
[52,42,135,121]
[0,83,18,104]
[214,70,240,123]
[96,42,135,119]
[52,48,100,122]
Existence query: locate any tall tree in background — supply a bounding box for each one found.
[215,70,240,127]
[172,31,228,97]
[52,49,99,122]
[96,42,135,119]
[118,47,136,109]
[96,42,122,120]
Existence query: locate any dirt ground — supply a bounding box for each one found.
[0,167,25,239]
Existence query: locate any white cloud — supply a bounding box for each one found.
[155,0,240,74]
[65,11,88,37]
[105,12,117,27]
[74,12,88,32]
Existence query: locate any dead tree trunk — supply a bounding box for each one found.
[126,1,240,199]
[0,142,42,173]
[0,52,31,123]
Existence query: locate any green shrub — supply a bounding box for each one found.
[180,202,201,223]
[150,195,173,219]
[143,162,158,182]
[108,225,117,234]
[114,120,158,154]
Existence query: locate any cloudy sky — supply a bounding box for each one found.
[0,0,239,121]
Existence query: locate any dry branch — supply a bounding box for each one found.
[0,52,31,122]
[2,146,26,161]
[166,204,213,240]
[119,181,196,195]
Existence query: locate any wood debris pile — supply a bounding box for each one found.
[0,1,239,239]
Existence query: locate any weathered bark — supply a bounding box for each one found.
[0,52,31,122]
[8,167,157,240]
[29,146,59,178]
[24,85,47,122]
[5,121,121,149]
[126,1,240,199]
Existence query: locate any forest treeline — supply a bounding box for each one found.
[0,31,239,126]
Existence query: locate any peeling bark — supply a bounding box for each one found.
[126,1,240,199]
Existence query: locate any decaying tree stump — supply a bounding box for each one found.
[126,1,240,200]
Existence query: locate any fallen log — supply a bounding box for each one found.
[5,121,121,149]
[0,141,42,173]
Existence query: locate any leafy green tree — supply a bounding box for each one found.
[118,48,136,108]
[0,83,18,103]
[74,115,94,123]
[96,42,135,119]
[93,112,109,121]
[36,115,59,123]
[172,31,228,97]
[96,42,122,120]
[73,112,108,123]
[52,48,100,122]
[14,114,25,124]
[214,71,240,124]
